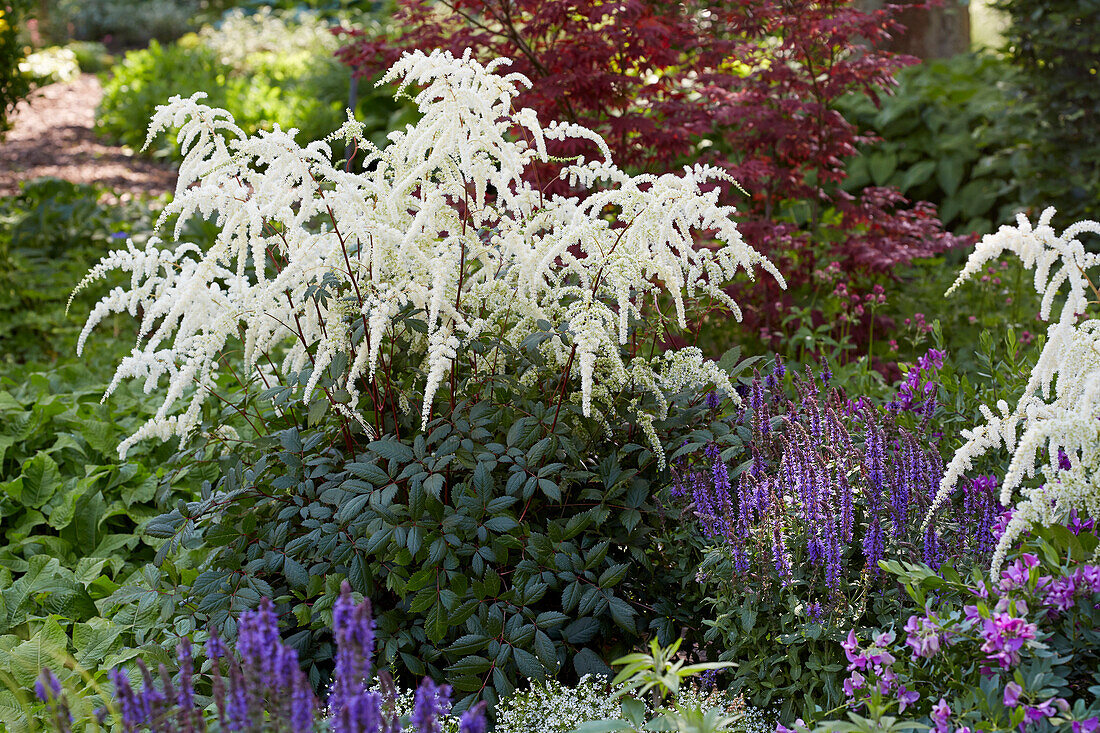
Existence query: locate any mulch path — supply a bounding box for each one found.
[0,74,177,198]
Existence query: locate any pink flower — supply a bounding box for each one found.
[1077,565,1100,593]
[1044,576,1077,612]
[980,611,1038,669]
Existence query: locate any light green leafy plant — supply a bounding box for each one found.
[611,638,734,706]
[571,640,738,733]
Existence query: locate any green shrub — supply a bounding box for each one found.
[44,0,199,47]
[95,13,410,160]
[65,40,112,73]
[131,355,728,710]
[0,0,30,139]
[0,361,210,732]
[839,54,1031,236]
[996,0,1100,222]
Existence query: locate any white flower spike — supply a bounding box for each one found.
[76,49,780,464]
[931,208,1100,573]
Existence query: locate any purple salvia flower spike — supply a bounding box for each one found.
[459,702,488,733]
[110,667,145,731]
[226,662,250,732]
[176,640,197,733]
[411,678,452,733]
[705,390,721,410]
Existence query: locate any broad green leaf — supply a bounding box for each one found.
[900,160,937,192]
[72,618,123,668]
[869,151,898,185]
[45,485,83,530]
[20,452,62,509]
[936,156,964,196]
[0,690,33,733]
[0,477,21,503]
[121,473,157,507]
[8,617,68,688]
[512,647,545,680]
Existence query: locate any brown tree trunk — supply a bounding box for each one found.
[856,0,971,59]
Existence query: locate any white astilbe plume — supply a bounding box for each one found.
[928,208,1100,572]
[75,49,781,461]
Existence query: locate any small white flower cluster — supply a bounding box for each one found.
[19,47,80,84]
[929,208,1100,572]
[74,49,779,460]
[494,674,631,733]
[196,7,348,69]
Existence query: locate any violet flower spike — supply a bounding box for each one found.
[411,677,452,733]
[176,641,197,733]
[459,702,489,733]
[110,667,145,731]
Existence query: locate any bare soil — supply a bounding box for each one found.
[0,74,177,198]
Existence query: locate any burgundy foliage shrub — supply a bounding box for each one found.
[337,0,966,335]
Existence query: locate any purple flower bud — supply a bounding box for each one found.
[411,677,452,733]
[705,390,721,411]
[176,641,196,733]
[459,702,488,733]
[110,667,145,730]
[1003,681,1023,708]
[206,633,226,661]
[35,669,61,702]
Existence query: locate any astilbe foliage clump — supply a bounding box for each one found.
[140,345,735,711]
[337,0,964,326]
[673,356,1004,718]
[35,584,488,733]
[72,47,778,467]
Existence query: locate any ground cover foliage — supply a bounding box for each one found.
[2,0,1100,731]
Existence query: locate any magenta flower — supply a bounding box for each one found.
[1044,575,1078,612]
[903,614,943,658]
[1077,565,1100,593]
[1003,681,1023,707]
[843,630,868,670]
[896,687,919,713]
[979,610,1038,669]
[931,699,952,733]
[842,670,864,698]
[1000,554,1040,590]
[1073,717,1100,732]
